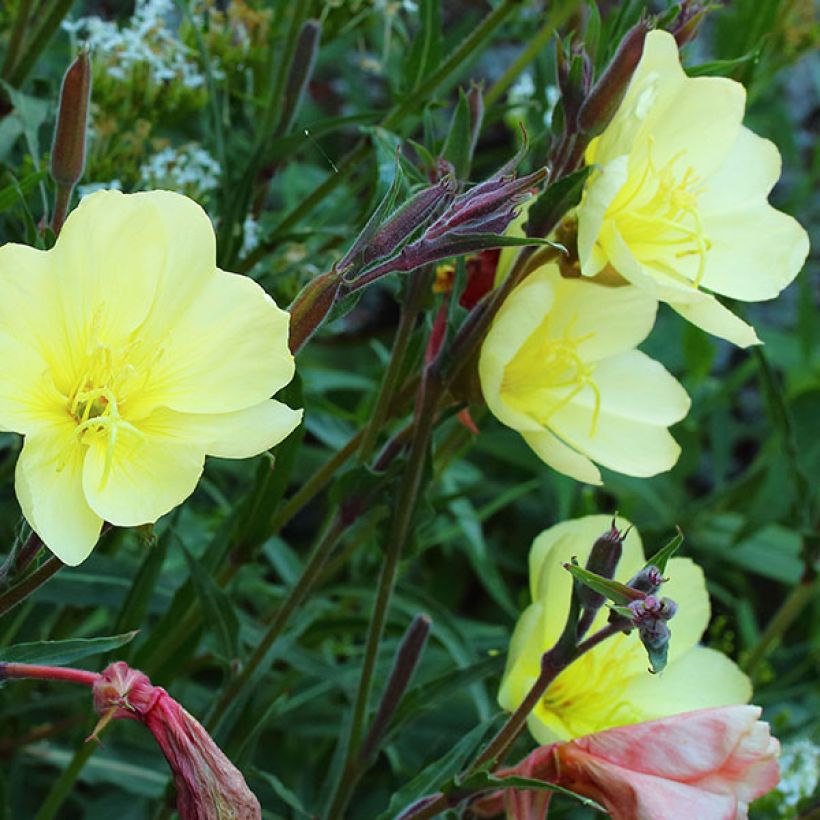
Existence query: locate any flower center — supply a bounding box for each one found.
[67,344,143,488]
[610,140,712,287]
[502,317,601,436]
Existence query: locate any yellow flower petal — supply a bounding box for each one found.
[548,351,690,477]
[662,557,711,661]
[82,428,205,527]
[521,430,602,486]
[145,400,303,459]
[479,271,556,433]
[621,645,752,718]
[0,331,65,435]
[133,269,294,416]
[54,190,215,361]
[15,425,103,566]
[669,292,760,348]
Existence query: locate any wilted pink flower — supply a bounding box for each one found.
[92,662,261,820]
[472,705,779,820]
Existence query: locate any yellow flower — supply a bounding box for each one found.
[479,263,690,485]
[499,515,752,744]
[576,30,809,348]
[0,190,301,565]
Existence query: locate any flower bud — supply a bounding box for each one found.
[556,40,591,135]
[668,1,709,47]
[288,268,343,353]
[577,20,651,136]
[92,662,261,820]
[50,51,91,189]
[577,520,626,612]
[628,564,665,596]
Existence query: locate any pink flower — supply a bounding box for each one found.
[472,706,779,820]
[92,662,260,820]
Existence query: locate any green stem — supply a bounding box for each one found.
[50,182,72,236]
[358,269,429,463]
[326,371,442,819]
[206,513,348,732]
[0,556,63,619]
[9,0,75,87]
[0,0,34,81]
[742,577,817,676]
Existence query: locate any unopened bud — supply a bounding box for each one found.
[288,269,343,353]
[627,595,677,673]
[577,20,651,136]
[92,662,261,820]
[50,51,91,189]
[578,520,626,612]
[556,40,591,134]
[669,1,709,47]
[628,564,665,595]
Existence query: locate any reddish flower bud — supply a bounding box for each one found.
[577,21,651,136]
[578,520,626,612]
[50,51,91,189]
[92,662,261,820]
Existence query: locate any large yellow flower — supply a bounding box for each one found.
[576,30,809,347]
[499,515,752,744]
[0,190,301,565]
[479,263,689,485]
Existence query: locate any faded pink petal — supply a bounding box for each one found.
[93,662,260,820]
[471,706,779,820]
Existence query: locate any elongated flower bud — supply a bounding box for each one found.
[577,21,650,136]
[577,520,625,612]
[92,662,261,820]
[50,51,91,189]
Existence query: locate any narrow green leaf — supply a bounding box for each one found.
[404,0,443,92]
[182,547,239,662]
[0,170,47,212]
[643,529,684,574]
[253,769,312,818]
[525,165,592,238]
[564,563,642,605]
[441,89,472,180]
[0,632,137,666]
[452,770,604,809]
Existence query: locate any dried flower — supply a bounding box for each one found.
[93,662,261,820]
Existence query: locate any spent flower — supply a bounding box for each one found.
[472,706,780,820]
[0,190,301,565]
[93,662,261,820]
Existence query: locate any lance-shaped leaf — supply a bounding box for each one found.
[563,563,645,606]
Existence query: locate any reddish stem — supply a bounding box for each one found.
[1,663,100,688]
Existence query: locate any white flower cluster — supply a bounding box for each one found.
[63,0,206,89]
[139,144,221,195]
[773,738,819,816]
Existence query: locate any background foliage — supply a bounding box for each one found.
[0,0,817,817]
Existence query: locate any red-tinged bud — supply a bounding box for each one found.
[556,39,591,135]
[577,20,651,136]
[628,563,665,595]
[577,520,626,613]
[50,50,91,189]
[668,1,710,47]
[288,268,343,353]
[92,662,261,820]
